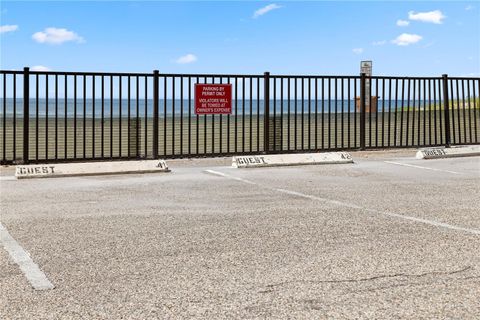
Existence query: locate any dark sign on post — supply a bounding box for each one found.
[195,84,232,115]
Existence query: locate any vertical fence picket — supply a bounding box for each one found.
[23,68,30,163]
[264,72,270,153]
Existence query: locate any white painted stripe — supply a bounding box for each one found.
[274,188,364,210]
[373,210,480,235]
[206,170,480,236]
[0,222,55,290]
[275,188,480,234]
[384,161,462,175]
[204,169,258,185]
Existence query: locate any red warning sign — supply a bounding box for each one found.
[195,84,232,115]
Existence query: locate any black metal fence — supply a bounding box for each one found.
[1,68,479,164]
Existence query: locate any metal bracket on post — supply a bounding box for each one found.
[152,70,159,158]
[23,67,30,164]
[360,72,366,150]
[442,74,451,148]
[263,72,270,154]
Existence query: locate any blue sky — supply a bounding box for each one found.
[1,1,479,76]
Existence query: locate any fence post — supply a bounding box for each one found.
[442,74,451,147]
[23,67,30,164]
[360,72,366,150]
[152,70,159,158]
[264,72,270,153]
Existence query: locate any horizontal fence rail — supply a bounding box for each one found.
[0,68,479,164]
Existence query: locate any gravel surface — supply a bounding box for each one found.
[1,150,479,319]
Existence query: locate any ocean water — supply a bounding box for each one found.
[1,98,442,117]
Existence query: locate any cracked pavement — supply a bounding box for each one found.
[1,150,479,319]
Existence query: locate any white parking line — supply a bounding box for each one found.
[205,170,480,236]
[204,170,258,185]
[384,161,462,175]
[0,222,55,290]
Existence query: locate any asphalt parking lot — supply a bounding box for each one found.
[1,149,479,319]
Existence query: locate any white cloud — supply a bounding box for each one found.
[0,25,18,34]
[408,10,446,24]
[32,27,84,44]
[422,41,435,48]
[462,72,480,77]
[465,5,474,11]
[396,19,410,27]
[253,4,282,19]
[392,33,422,46]
[175,53,197,64]
[31,65,51,72]
[372,40,387,46]
[352,48,364,54]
